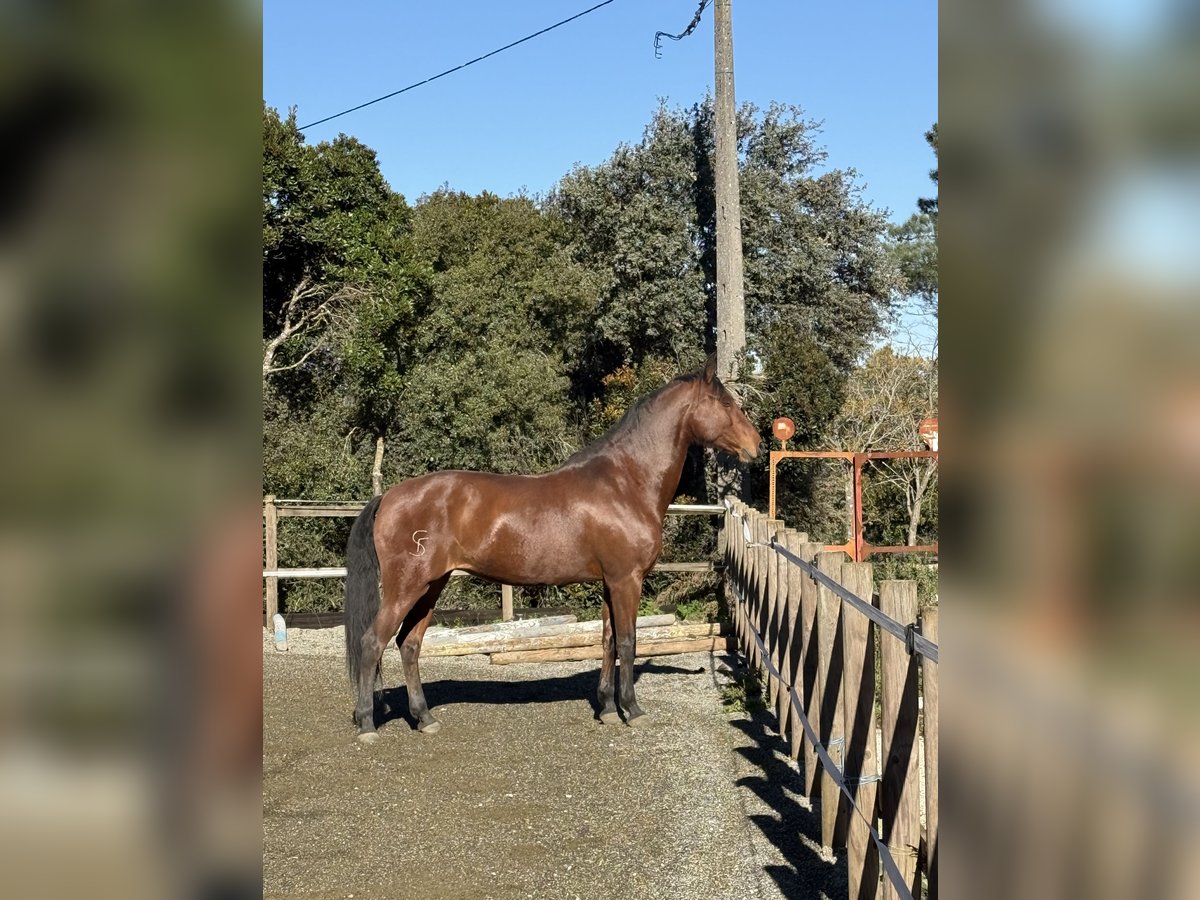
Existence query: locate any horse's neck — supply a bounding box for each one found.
[614,388,693,517]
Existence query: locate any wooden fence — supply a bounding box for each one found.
[724,498,939,900]
[263,496,726,626]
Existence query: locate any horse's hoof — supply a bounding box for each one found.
[626,711,651,727]
[598,710,621,726]
[418,719,442,735]
[357,731,380,744]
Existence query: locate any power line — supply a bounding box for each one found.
[298,0,620,131]
[653,0,711,59]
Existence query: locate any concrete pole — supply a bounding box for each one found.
[713,0,746,384]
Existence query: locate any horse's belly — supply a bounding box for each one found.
[457,517,602,586]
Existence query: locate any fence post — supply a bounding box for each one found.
[371,436,385,496]
[263,494,278,628]
[764,519,784,712]
[879,580,921,900]
[841,561,880,900]
[798,540,825,796]
[501,584,514,622]
[751,511,771,674]
[815,550,848,851]
[781,531,809,762]
[921,604,939,900]
[774,529,805,746]
[724,504,737,648]
[734,501,750,660]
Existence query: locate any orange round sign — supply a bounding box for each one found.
[772,417,796,443]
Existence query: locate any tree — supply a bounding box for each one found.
[261,279,361,377]
[888,124,938,312]
[552,99,901,400]
[390,190,598,480]
[552,105,710,392]
[262,104,422,433]
[825,347,938,546]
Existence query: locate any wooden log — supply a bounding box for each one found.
[841,561,880,900]
[781,532,810,762]
[423,622,726,657]
[423,614,676,646]
[798,541,825,795]
[652,561,719,572]
[490,635,735,665]
[275,505,364,518]
[263,495,278,628]
[879,580,921,900]
[815,551,849,851]
[920,604,939,900]
[428,614,577,636]
[501,584,514,622]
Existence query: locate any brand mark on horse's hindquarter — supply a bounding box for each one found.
[409,530,429,557]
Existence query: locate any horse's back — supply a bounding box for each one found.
[374,467,622,585]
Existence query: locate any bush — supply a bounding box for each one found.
[870,554,938,609]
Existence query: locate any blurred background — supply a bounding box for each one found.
[942,0,1200,897]
[1,0,1197,897]
[0,1,261,898]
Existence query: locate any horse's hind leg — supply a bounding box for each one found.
[354,601,404,742]
[354,581,423,742]
[396,575,449,734]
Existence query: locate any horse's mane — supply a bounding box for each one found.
[560,374,703,468]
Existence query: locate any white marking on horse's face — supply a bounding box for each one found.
[409,530,429,557]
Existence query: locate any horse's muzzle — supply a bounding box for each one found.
[738,442,762,463]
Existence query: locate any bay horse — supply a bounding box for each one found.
[343,356,761,741]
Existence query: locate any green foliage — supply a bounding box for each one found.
[261,101,925,614]
[888,123,938,308]
[737,102,902,369]
[392,343,573,476]
[673,594,720,623]
[720,668,765,713]
[872,555,939,609]
[263,105,417,319]
[553,99,898,391]
[755,324,846,446]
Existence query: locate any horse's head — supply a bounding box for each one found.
[688,356,762,462]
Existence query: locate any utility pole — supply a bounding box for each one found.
[713,0,746,385]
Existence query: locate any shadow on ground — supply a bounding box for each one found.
[720,661,848,900]
[374,660,705,729]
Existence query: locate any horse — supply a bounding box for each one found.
[343,355,762,742]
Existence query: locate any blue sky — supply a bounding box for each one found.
[263,1,937,225]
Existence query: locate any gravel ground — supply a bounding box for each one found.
[264,627,847,899]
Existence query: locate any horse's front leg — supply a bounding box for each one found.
[597,591,619,725]
[607,573,648,726]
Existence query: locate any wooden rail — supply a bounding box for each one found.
[262,496,726,626]
[725,498,938,900]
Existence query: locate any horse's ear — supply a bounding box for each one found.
[702,353,717,384]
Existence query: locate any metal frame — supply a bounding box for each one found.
[767,450,938,562]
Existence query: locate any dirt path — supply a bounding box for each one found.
[264,630,847,899]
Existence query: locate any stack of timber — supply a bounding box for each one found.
[421,613,733,664]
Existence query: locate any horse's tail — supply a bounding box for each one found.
[345,493,384,689]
